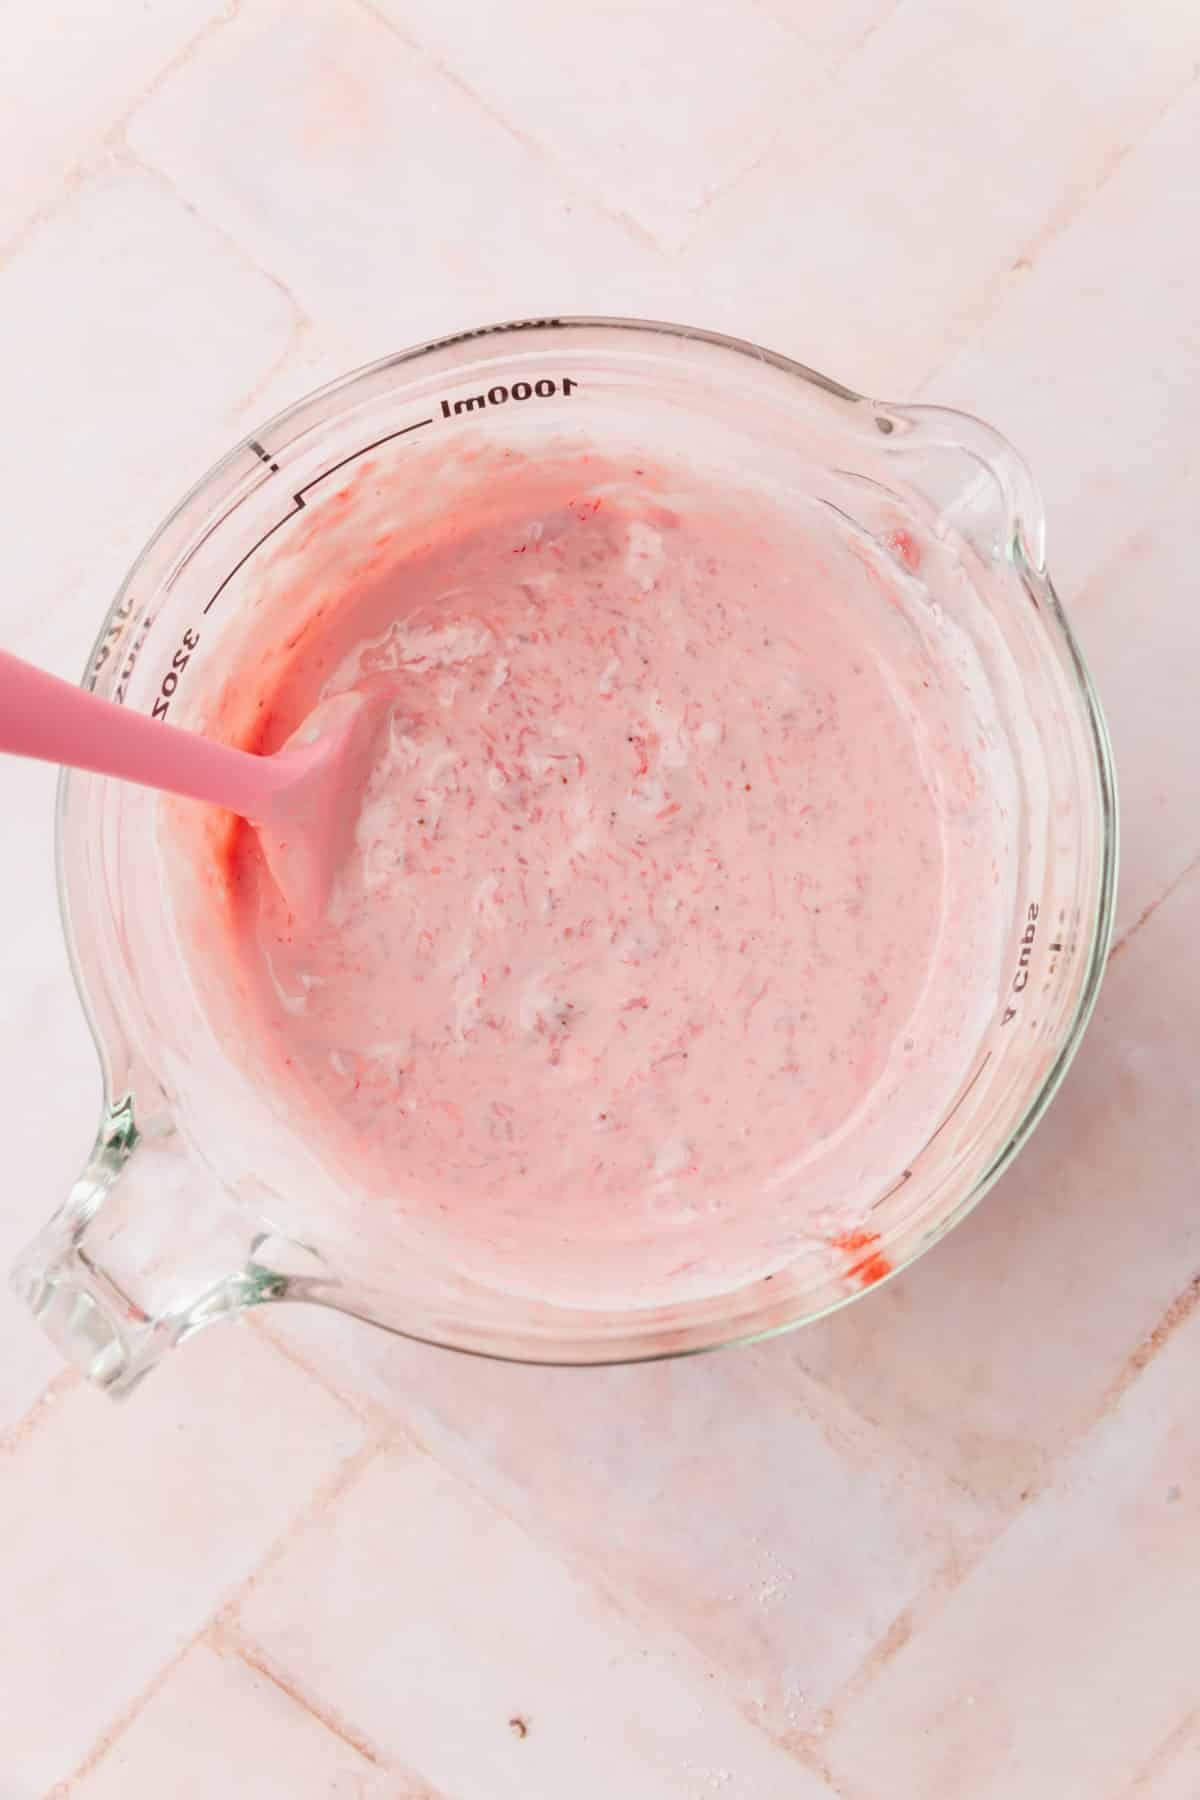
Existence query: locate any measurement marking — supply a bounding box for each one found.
[295,418,433,499]
[869,1052,994,1213]
[203,509,297,615]
[204,417,434,616]
[438,376,576,418]
[439,317,565,349]
[870,1168,913,1212]
[924,1052,994,1152]
[248,439,279,473]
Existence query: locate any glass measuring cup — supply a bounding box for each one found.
[11,318,1116,1395]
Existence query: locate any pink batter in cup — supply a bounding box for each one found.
[12,321,1116,1393]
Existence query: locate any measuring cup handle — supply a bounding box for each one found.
[9,1093,282,1396]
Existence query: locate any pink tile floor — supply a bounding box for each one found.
[2,3,1198,1793]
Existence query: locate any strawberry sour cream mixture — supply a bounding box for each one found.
[194,448,1010,1308]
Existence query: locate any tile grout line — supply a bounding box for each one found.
[208,1430,442,1785]
[251,1319,708,1632]
[214,1621,389,1770]
[784,1737,874,1800]
[682,0,906,256]
[352,0,668,255]
[1121,1703,1200,1797]
[814,1253,1200,1747]
[760,0,906,68]
[0,0,245,274]
[52,1431,381,1793]
[0,1,312,434]
[231,1336,846,1791]
[1057,446,1199,612]
[252,1312,409,1442]
[801,1607,917,1748]
[214,1434,384,1624]
[107,0,246,130]
[771,847,1200,1738]
[1108,848,1200,966]
[909,59,1200,401]
[106,135,314,418]
[1095,1271,1200,1421]
[49,1619,214,1797]
[747,1334,998,1517]
[0,1367,80,1458]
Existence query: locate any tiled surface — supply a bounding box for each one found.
[239,1447,828,1798]
[822,1282,1200,1800]
[921,77,1200,593]
[0,0,228,247]
[2,5,1197,1794]
[3,1328,362,1792]
[364,0,806,252]
[69,1640,406,1800]
[263,1307,995,1737]
[126,0,689,355]
[2,159,296,655]
[681,0,1196,403]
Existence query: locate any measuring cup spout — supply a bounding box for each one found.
[879,402,1048,577]
[10,1093,286,1397]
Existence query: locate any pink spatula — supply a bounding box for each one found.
[0,648,377,917]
